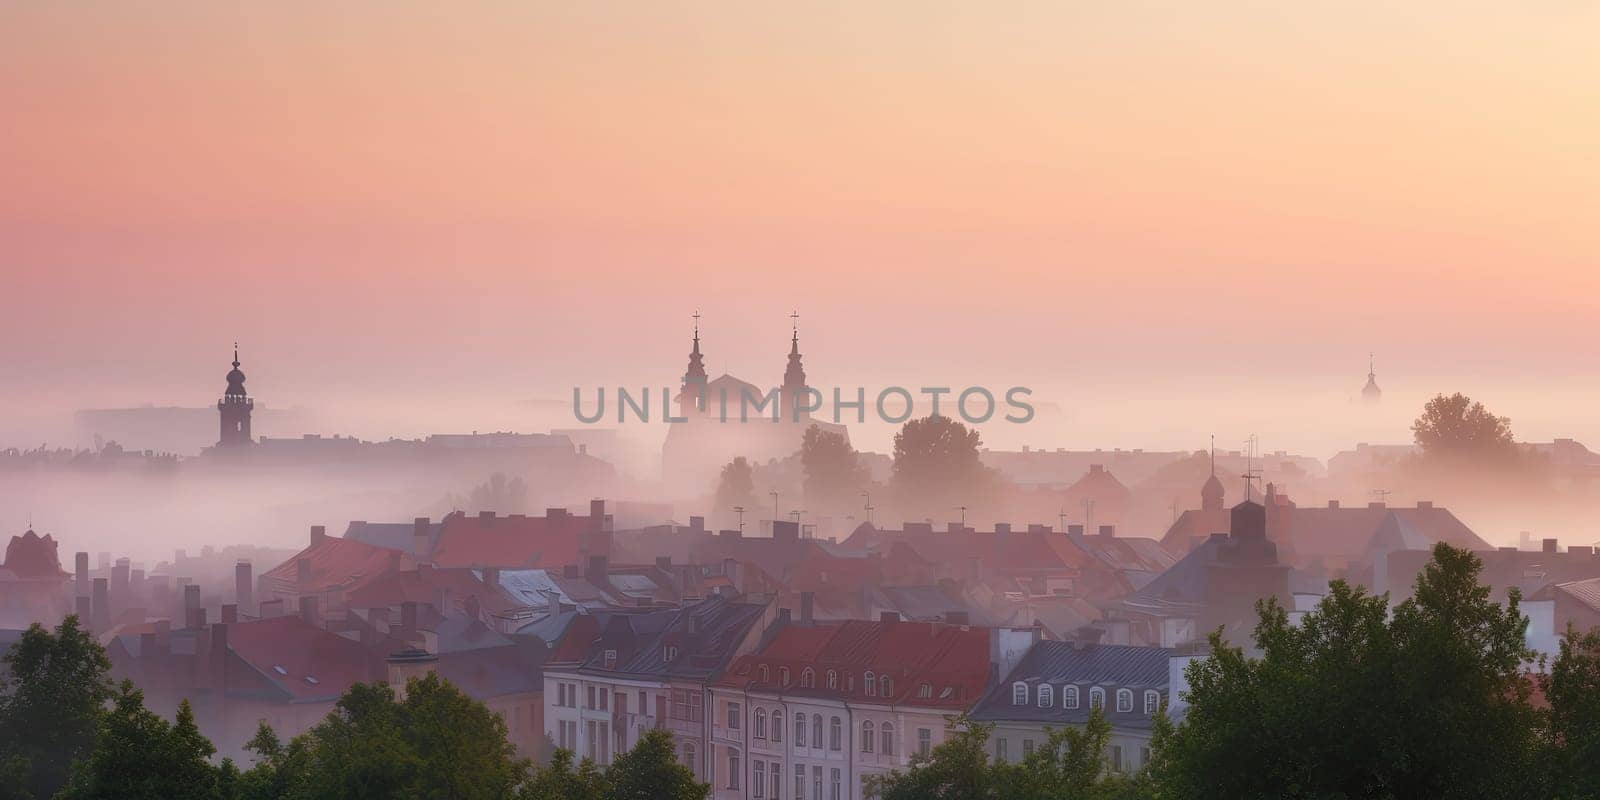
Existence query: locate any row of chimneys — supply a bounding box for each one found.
[73,551,256,633]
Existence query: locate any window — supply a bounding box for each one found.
[1111,745,1124,772]
[728,751,741,789]
[917,728,932,756]
[603,649,617,669]
[997,737,1008,762]
[829,717,842,751]
[1065,685,1080,709]
[830,768,841,800]
[880,722,895,756]
[1012,682,1028,705]
[599,721,610,763]
[813,766,822,800]
[598,690,608,711]
[586,685,596,709]
[1116,689,1133,713]
[638,690,647,716]
[1140,746,1151,768]
[728,701,742,729]
[780,666,791,685]
[861,721,875,753]
[663,645,679,662]
[880,676,892,697]
[773,710,783,743]
[1038,683,1054,708]
[683,742,697,776]
[795,764,805,800]
[1144,690,1161,715]
[1023,739,1035,756]
[670,688,704,722]
[760,664,771,683]
[827,670,838,689]
[771,764,781,799]
[1089,687,1106,711]
[864,670,876,697]
[753,760,766,798]
[801,668,815,688]
[796,714,807,747]
[755,709,768,739]
[812,715,823,748]
[918,682,932,699]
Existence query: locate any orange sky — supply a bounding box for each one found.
[2,2,1597,455]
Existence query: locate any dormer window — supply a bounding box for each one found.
[1089,687,1105,710]
[1144,689,1161,715]
[800,668,815,688]
[663,645,679,662]
[1116,688,1133,713]
[1064,685,1080,709]
[880,676,892,697]
[1037,683,1054,708]
[864,670,876,697]
[604,649,617,670]
[1012,682,1028,705]
[759,664,770,683]
[780,666,791,685]
[917,683,932,699]
[827,670,838,689]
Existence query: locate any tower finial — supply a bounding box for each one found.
[233,341,240,369]
[1210,434,1215,477]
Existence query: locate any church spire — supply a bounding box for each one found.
[1361,352,1382,403]
[1201,433,1225,511]
[782,311,810,422]
[679,312,708,417]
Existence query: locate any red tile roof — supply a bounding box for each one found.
[344,566,519,616]
[261,535,411,595]
[226,616,381,702]
[430,510,603,569]
[718,620,992,709]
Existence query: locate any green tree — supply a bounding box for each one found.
[468,473,530,514]
[0,615,113,799]
[1162,543,1538,800]
[1412,393,1518,464]
[518,748,608,800]
[604,729,705,800]
[56,688,226,800]
[890,415,998,513]
[800,424,870,516]
[1542,628,1600,799]
[867,719,995,800]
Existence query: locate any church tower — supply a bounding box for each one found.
[781,313,811,423]
[678,314,709,418]
[1201,437,1225,511]
[1361,353,1382,403]
[217,344,254,447]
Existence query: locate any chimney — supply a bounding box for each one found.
[1543,538,1558,554]
[946,611,970,626]
[994,523,1012,535]
[589,499,606,529]
[1570,546,1594,558]
[655,556,672,569]
[1327,500,1340,509]
[879,611,900,623]
[773,520,800,545]
[299,596,320,627]
[310,525,327,546]
[1098,525,1115,538]
[259,598,284,619]
[1067,524,1085,537]
[478,510,496,522]
[111,558,130,604]
[91,578,110,629]
[296,558,312,586]
[235,561,254,614]
[587,555,609,580]
[74,552,89,598]
[1071,625,1105,649]
[190,608,208,629]
[1368,501,1385,509]
[75,595,92,622]
[689,515,705,532]
[412,517,431,556]
[949,522,965,533]
[484,567,501,587]
[221,604,238,624]
[1417,500,1434,510]
[800,591,814,626]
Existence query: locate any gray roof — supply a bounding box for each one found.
[343,520,441,555]
[576,595,767,681]
[970,640,1172,730]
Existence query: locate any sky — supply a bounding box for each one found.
[2,1,1597,457]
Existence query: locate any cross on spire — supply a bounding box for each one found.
[232,341,240,368]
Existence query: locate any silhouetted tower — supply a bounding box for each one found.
[679,313,709,418]
[781,311,811,423]
[1361,353,1382,403]
[217,343,254,447]
[1201,435,1224,512]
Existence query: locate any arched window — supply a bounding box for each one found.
[1037,683,1054,708]
[862,720,875,753]
[918,682,932,699]
[864,670,876,697]
[772,710,783,742]
[755,709,767,739]
[795,714,807,747]
[800,668,815,688]
[1089,687,1106,711]
[881,722,895,756]
[682,742,697,776]
[1116,688,1133,713]
[1012,682,1029,705]
[1064,685,1080,709]
[779,666,791,685]
[827,669,838,689]
[830,716,842,750]
[1144,690,1161,715]
[812,715,823,748]
[880,675,892,697]
[759,664,770,683]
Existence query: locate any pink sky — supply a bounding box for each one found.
[3,2,1597,455]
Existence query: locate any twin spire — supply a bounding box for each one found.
[681,312,807,388]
